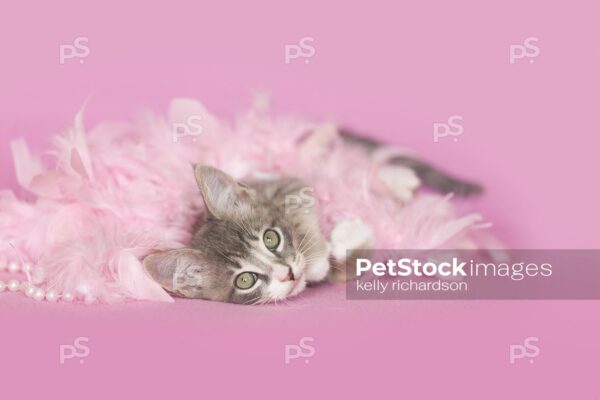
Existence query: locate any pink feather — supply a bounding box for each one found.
[0,98,492,303]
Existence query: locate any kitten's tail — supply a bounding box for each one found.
[339,129,483,197]
[387,155,483,197]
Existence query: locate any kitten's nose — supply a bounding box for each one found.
[280,268,295,282]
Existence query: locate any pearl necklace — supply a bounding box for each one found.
[0,261,74,302]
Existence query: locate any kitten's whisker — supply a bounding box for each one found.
[233,219,253,237]
[330,263,345,271]
[244,295,262,305]
[239,219,254,236]
[213,248,238,265]
[297,232,316,254]
[296,231,310,254]
[302,256,326,265]
[299,236,321,255]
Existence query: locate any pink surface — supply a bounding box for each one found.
[0,0,598,398]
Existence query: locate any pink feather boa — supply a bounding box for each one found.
[0,99,491,304]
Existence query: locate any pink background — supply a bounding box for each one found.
[1,0,599,398]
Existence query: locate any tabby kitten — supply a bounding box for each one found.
[143,165,331,304]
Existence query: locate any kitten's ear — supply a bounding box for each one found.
[143,248,209,295]
[194,165,255,220]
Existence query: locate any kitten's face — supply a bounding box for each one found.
[143,165,327,304]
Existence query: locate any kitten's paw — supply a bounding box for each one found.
[328,218,375,283]
[376,165,421,204]
[330,218,374,262]
[304,252,331,283]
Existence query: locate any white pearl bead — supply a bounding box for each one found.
[22,263,33,274]
[46,291,58,302]
[62,292,74,302]
[22,283,36,298]
[0,260,7,271]
[8,279,20,291]
[0,281,6,292]
[8,262,20,273]
[33,288,45,301]
[28,287,37,297]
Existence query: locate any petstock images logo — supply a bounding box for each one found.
[346,249,600,300]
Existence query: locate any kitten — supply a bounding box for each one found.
[143,132,481,304]
[143,165,331,304]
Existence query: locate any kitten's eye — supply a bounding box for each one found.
[263,229,280,250]
[235,272,257,290]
